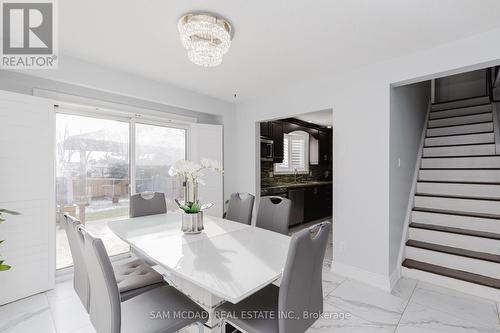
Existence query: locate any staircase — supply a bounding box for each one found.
[401,95,500,301]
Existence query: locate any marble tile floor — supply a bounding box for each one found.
[2,260,499,333]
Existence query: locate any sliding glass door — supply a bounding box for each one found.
[135,123,186,210]
[56,112,187,269]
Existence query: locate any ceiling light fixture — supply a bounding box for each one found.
[178,13,233,67]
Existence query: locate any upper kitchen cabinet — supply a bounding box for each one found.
[318,129,332,164]
[271,121,284,163]
[260,121,284,163]
[260,121,272,139]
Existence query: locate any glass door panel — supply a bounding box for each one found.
[135,123,186,210]
[55,113,130,269]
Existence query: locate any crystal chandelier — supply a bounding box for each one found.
[178,13,233,67]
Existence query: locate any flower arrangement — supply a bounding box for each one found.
[0,209,20,271]
[169,158,223,214]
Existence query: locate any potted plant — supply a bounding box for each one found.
[169,158,223,233]
[0,209,20,271]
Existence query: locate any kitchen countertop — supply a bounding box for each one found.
[262,180,332,191]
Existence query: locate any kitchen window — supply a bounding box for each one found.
[274,130,309,174]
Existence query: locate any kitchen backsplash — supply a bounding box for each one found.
[261,161,332,188]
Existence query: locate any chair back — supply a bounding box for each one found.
[83,229,121,333]
[62,214,90,311]
[256,196,291,235]
[226,192,255,225]
[278,222,331,333]
[130,192,167,218]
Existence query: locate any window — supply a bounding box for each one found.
[274,130,309,174]
[135,123,186,211]
[55,112,187,269]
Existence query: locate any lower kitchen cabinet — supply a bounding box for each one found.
[304,185,332,222]
[288,188,305,226]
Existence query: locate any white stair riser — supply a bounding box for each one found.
[427,122,493,137]
[432,96,490,111]
[421,156,500,169]
[408,228,500,255]
[428,113,492,128]
[411,211,500,235]
[405,246,500,279]
[423,144,495,157]
[414,196,500,217]
[424,133,494,147]
[430,104,492,120]
[402,267,500,302]
[419,169,500,183]
[416,182,500,199]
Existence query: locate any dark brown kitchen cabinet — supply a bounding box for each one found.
[271,121,284,163]
[260,121,272,139]
[260,121,284,162]
[329,129,333,162]
[318,130,329,164]
[304,186,320,222]
[304,185,333,222]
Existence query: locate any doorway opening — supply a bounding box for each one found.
[257,109,334,262]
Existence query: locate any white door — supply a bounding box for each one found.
[0,90,55,305]
[189,124,223,217]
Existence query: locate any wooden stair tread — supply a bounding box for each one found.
[430,103,491,112]
[414,193,500,202]
[427,121,492,130]
[402,259,500,289]
[409,222,500,240]
[417,180,500,185]
[428,111,492,121]
[412,207,500,220]
[426,131,494,138]
[406,239,500,263]
[431,101,490,109]
[424,142,495,148]
[421,154,498,159]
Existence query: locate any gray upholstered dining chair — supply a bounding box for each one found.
[62,214,165,311]
[255,196,291,235]
[216,222,331,333]
[82,229,208,333]
[130,192,167,218]
[225,192,255,225]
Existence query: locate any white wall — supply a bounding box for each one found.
[0,64,239,205]
[389,81,431,275]
[234,27,500,290]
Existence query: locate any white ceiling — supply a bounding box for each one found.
[59,0,500,102]
[295,110,333,127]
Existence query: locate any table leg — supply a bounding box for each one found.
[152,266,225,333]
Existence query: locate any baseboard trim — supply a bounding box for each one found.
[331,262,396,292]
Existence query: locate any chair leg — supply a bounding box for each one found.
[196,322,204,333]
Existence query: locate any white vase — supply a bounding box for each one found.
[181,211,204,234]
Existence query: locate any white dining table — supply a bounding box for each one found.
[108,212,291,332]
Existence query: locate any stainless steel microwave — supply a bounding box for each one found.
[261,138,274,161]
